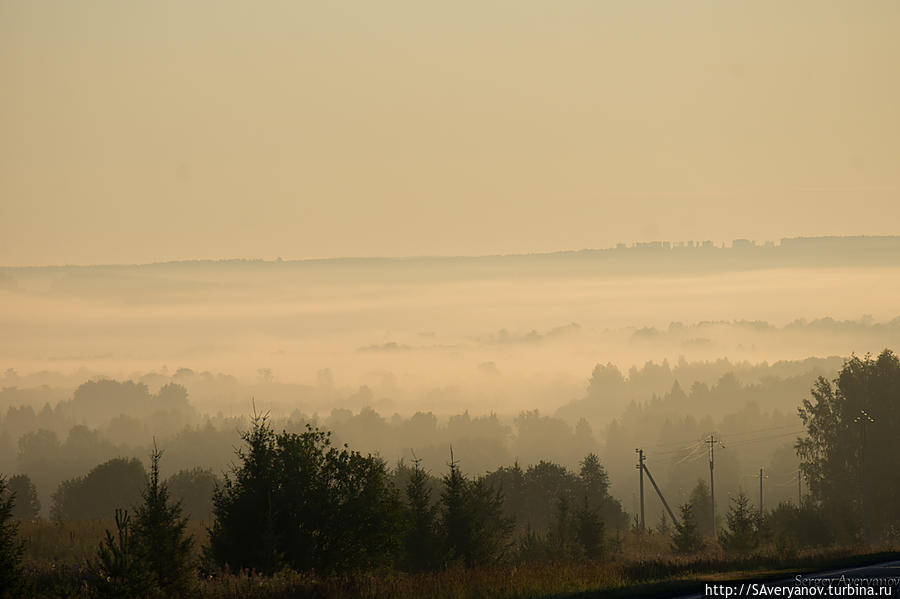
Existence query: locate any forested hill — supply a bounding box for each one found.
[2,235,900,282]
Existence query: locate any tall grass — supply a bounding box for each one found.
[16,520,899,599]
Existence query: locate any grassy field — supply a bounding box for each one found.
[14,519,900,599]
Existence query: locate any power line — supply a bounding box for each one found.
[649,423,806,452]
[725,430,806,448]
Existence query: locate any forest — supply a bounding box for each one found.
[2,349,898,598]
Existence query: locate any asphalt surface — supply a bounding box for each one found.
[675,560,900,598]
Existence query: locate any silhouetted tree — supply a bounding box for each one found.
[440,455,513,568]
[797,350,900,541]
[671,502,703,555]
[0,475,24,599]
[688,479,714,537]
[402,460,442,571]
[51,458,146,522]
[7,475,39,520]
[579,453,627,531]
[574,495,605,559]
[205,412,280,574]
[207,414,403,574]
[719,491,758,553]
[166,468,219,521]
[131,445,194,597]
[655,511,671,536]
[90,509,155,599]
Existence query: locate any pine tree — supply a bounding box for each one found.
[132,443,194,596]
[671,502,704,555]
[0,475,25,599]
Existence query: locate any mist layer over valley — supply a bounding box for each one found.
[3,237,900,527]
[4,236,900,415]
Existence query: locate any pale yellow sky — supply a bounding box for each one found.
[1,1,898,266]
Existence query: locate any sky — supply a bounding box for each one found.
[1,1,899,267]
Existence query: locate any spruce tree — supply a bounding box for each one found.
[720,491,758,553]
[671,502,704,555]
[440,452,512,568]
[90,509,156,599]
[403,460,441,571]
[132,443,194,596]
[441,455,472,565]
[656,511,672,536]
[575,494,605,559]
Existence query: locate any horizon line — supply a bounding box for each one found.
[2,233,899,270]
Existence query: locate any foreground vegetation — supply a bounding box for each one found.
[14,530,900,599]
[2,350,899,598]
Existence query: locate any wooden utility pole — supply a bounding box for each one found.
[758,468,764,518]
[705,435,719,535]
[636,448,645,531]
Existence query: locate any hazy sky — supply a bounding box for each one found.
[2,1,898,266]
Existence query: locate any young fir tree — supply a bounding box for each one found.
[719,491,758,553]
[90,509,156,599]
[671,502,704,555]
[0,475,25,599]
[656,510,672,536]
[91,444,194,598]
[440,451,512,568]
[575,494,605,559]
[132,443,194,596]
[205,411,280,574]
[403,459,441,571]
[441,454,473,566]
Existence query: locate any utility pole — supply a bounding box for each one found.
[635,448,645,532]
[705,434,719,535]
[758,468,765,518]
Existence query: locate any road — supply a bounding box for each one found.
[674,560,900,598]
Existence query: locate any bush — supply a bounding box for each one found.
[763,501,834,549]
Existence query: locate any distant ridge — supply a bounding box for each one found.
[2,235,900,274]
